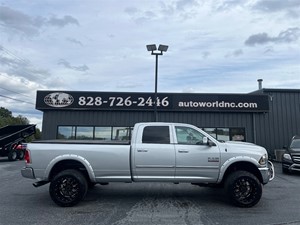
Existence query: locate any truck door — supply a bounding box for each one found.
[174,125,220,182]
[132,125,176,181]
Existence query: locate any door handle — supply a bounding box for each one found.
[137,149,148,152]
[178,150,189,153]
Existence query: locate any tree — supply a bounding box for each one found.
[0,107,12,118]
[14,115,30,125]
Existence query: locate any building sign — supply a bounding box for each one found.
[36,91,269,112]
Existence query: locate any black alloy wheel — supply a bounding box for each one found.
[49,169,88,207]
[225,170,262,207]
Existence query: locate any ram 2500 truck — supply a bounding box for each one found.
[21,122,274,207]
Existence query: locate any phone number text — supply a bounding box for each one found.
[78,96,170,107]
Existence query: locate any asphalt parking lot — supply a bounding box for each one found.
[1,159,300,225]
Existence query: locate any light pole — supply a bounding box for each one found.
[146,44,168,122]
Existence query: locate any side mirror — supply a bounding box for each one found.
[202,137,208,145]
[202,136,216,147]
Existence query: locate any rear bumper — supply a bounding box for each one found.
[21,167,35,179]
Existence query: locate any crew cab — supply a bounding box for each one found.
[21,122,274,207]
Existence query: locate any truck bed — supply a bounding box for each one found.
[33,139,130,145]
[26,141,132,182]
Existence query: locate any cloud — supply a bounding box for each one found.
[202,51,210,59]
[253,0,300,18]
[253,0,300,12]
[58,59,89,72]
[0,6,79,37]
[48,15,79,27]
[124,7,138,16]
[245,27,300,46]
[66,37,83,46]
[176,0,199,11]
[233,49,243,57]
[0,72,44,128]
[225,49,243,58]
[0,45,50,81]
[0,6,41,36]
[215,0,243,11]
[125,7,157,24]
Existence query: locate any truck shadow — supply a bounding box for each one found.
[83,183,229,208]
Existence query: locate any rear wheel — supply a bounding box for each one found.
[17,150,25,160]
[8,149,17,161]
[49,169,88,207]
[225,171,262,207]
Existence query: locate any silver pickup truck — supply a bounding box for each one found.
[21,122,274,207]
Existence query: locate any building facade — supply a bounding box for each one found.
[36,89,300,158]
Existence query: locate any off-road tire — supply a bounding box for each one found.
[49,169,88,207]
[225,170,262,208]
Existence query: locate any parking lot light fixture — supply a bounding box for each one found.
[146,44,168,122]
[146,44,157,52]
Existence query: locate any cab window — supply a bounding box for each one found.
[175,126,205,145]
[142,126,170,144]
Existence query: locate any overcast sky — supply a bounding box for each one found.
[0,0,300,129]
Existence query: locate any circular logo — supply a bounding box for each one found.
[44,92,74,108]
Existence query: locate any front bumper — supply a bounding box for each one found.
[259,161,275,184]
[282,161,300,172]
[21,167,35,179]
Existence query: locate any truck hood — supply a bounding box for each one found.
[223,141,267,155]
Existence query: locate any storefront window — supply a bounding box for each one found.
[203,128,217,139]
[76,127,93,140]
[95,127,112,140]
[112,127,131,141]
[202,127,245,142]
[217,128,230,142]
[57,126,75,139]
[57,126,133,140]
[230,128,246,141]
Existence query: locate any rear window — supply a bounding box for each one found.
[142,126,170,144]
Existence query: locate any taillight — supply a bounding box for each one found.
[24,149,31,164]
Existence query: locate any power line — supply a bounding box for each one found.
[0,46,74,96]
[0,86,31,98]
[0,46,44,79]
[0,94,34,105]
[0,45,30,66]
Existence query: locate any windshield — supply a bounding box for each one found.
[290,139,300,149]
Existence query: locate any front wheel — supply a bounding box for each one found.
[225,171,262,207]
[49,169,88,207]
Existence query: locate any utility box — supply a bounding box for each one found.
[274,149,285,162]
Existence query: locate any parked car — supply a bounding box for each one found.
[282,135,300,173]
